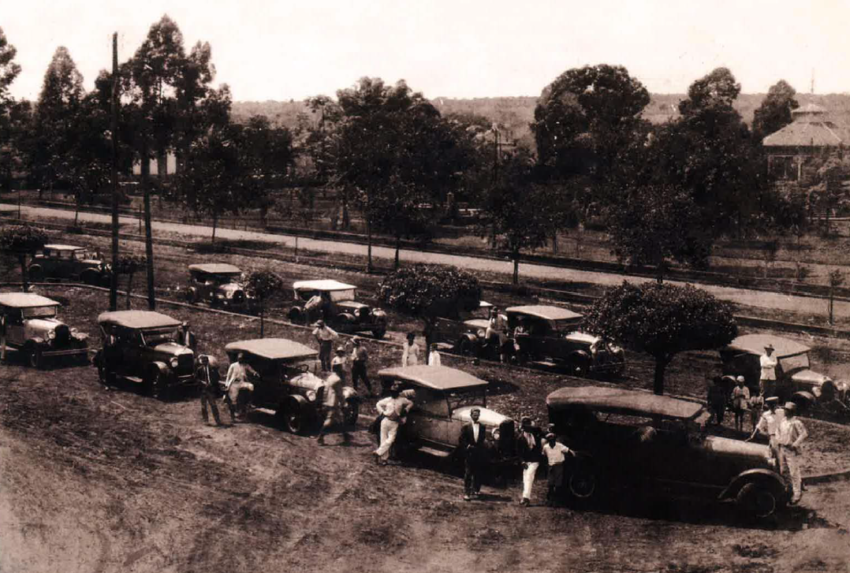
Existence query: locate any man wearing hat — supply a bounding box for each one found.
[316,372,349,446]
[777,402,808,504]
[517,417,543,506]
[760,343,778,398]
[747,395,781,463]
[312,319,338,372]
[542,433,574,506]
[331,346,347,383]
[374,383,414,464]
[349,337,372,396]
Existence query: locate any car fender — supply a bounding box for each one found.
[569,349,591,363]
[150,361,170,377]
[336,313,356,325]
[720,468,787,500]
[791,391,816,409]
[342,386,360,404]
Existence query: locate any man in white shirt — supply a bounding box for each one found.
[224,353,257,421]
[331,346,347,383]
[427,343,441,367]
[760,344,778,397]
[459,408,487,501]
[316,373,349,445]
[746,396,781,463]
[777,402,808,504]
[402,332,420,367]
[374,384,414,465]
[313,320,338,371]
[542,433,574,506]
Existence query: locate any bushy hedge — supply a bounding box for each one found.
[378,264,481,319]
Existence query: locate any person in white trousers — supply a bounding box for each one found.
[516,417,542,506]
[778,402,808,504]
[374,384,413,465]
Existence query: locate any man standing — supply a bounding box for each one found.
[459,408,487,501]
[198,355,225,426]
[224,352,257,421]
[181,321,197,352]
[517,417,543,506]
[350,337,372,396]
[331,346,347,384]
[542,433,574,506]
[374,383,413,464]
[313,319,338,371]
[316,372,350,446]
[746,396,781,463]
[402,332,420,367]
[760,343,778,397]
[778,402,808,505]
[427,343,442,367]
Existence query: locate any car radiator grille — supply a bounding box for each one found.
[498,420,515,455]
[177,354,195,375]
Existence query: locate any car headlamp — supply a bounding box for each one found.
[838,381,849,392]
[47,329,56,340]
[491,428,500,441]
[306,390,317,402]
[169,357,179,368]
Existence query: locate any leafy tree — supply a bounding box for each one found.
[1,99,30,194]
[0,224,48,291]
[584,281,737,396]
[0,27,21,193]
[752,80,799,142]
[478,149,555,284]
[176,122,251,243]
[0,27,20,103]
[244,270,284,337]
[378,264,481,359]
[532,64,650,180]
[240,114,295,222]
[605,183,708,281]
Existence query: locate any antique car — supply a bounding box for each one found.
[185,263,255,311]
[93,310,204,397]
[376,365,516,468]
[224,338,360,433]
[546,386,789,520]
[506,305,626,376]
[288,280,387,339]
[28,244,111,286]
[433,301,510,358]
[0,292,89,368]
[720,334,848,413]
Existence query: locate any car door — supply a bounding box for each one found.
[4,309,25,347]
[121,329,146,377]
[403,387,449,447]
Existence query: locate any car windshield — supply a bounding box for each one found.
[75,250,98,260]
[551,318,583,334]
[285,358,320,375]
[209,273,240,284]
[446,387,486,411]
[328,289,356,302]
[140,327,182,346]
[21,306,58,319]
[779,352,810,373]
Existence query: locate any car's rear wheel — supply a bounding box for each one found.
[568,465,598,500]
[737,481,784,520]
[81,271,100,286]
[28,267,44,283]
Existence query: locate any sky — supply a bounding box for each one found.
[3,0,850,102]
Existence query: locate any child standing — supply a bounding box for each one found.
[731,376,751,432]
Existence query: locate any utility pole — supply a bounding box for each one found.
[109,32,120,311]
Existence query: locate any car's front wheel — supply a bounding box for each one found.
[371,328,386,340]
[145,367,165,399]
[458,338,474,356]
[28,266,44,283]
[736,481,784,520]
[28,346,44,369]
[282,401,307,434]
[344,400,360,427]
[288,307,303,324]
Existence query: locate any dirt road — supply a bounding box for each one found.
[7,202,850,321]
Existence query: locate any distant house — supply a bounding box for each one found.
[132,153,178,177]
[763,103,847,180]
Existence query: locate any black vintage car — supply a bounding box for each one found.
[288,280,387,339]
[507,305,625,377]
[93,311,206,397]
[186,263,256,312]
[547,386,789,520]
[224,338,360,433]
[0,292,89,368]
[28,244,111,286]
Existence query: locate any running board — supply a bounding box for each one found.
[419,446,452,458]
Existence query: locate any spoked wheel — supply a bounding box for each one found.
[28,347,44,369]
[737,482,784,521]
[371,329,386,340]
[458,338,474,356]
[284,402,307,434]
[145,368,165,399]
[568,465,598,500]
[344,401,360,426]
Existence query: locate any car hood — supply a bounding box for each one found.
[219,283,244,293]
[464,319,489,330]
[703,435,771,462]
[152,342,194,357]
[791,369,831,387]
[337,300,367,310]
[81,258,103,265]
[451,406,511,427]
[290,371,325,391]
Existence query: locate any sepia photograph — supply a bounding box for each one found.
[1,1,850,571]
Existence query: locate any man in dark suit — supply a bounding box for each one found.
[459,407,487,501]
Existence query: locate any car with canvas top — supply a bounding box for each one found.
[288,280,387,339]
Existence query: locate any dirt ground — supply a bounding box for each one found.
[1,286,850,572]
